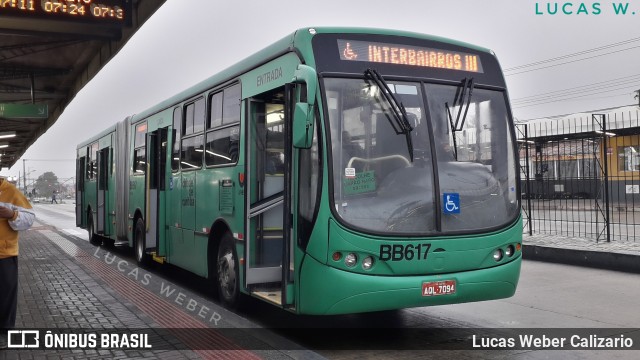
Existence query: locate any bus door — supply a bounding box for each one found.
[76,157,85,227]
[146,127,169,257]
[96,148,109,235]
[245,88,293,307]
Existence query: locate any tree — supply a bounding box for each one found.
[34,172,60,198]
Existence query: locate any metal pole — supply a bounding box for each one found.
[524,125,533,236]
[603,117,611,243]
[601,115,611,243]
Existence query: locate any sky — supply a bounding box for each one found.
[5,0,640,180]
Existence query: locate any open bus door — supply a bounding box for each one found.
[145,127,169,260]
[76,157,85,227]
[96,148,109,235]
[244,86,294,307]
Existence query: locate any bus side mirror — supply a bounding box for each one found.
[293,103,313,149]
[291,65,317,149]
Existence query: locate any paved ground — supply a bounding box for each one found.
[3,203,640,359]
[0,218,323,360]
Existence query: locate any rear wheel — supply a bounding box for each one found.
[217,232,239,308]
[134,217,149,265]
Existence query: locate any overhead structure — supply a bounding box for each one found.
[0,0,166,169]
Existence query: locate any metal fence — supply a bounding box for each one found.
[518,107,640,242]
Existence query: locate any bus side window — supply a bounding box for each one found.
[172,107,181,172]
[297,109,320,249]
[205,125,239,166]
[86,146,92,179]
[180,135,203,170]
[133,148,146,175]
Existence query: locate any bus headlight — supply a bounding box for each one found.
[505,245,515,257]
[345,253,357,267]
[362,256,374,270]
[493,249,503,262]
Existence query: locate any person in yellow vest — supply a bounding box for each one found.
[0,177,35,332]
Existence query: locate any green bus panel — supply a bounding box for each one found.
[192,233,209,277]
[299,253,520,315]
[180,171,196,230]
[295,217,522,314]
[326,218,523,275]
[167,173,182,232]
[240,52,302,99]
[171,229,197,274]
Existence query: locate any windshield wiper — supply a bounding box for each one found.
[364,68,414,162]
[445,77,474,161]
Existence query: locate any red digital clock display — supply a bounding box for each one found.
[0,0,129,25]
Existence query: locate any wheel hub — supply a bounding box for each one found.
[218,251,236,298]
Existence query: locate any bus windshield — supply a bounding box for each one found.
[324,77,519,235]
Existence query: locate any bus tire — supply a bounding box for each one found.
[134,217,149,265]
[217,232,239,308]
[88,212,101,245]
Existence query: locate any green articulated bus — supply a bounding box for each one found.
[76,27,522,315]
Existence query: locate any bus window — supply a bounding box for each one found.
[180,134,204,170]
[134,123,147,175]
[194,98,205,133]
[425,83,518,231]
[172,107,181,172]
[184,102,195,135]
[87,143,99,180]
[205,125,239,166]
[297,108,321,248]
[325,78,435,233]
[85,146,92,179]
[133,147,146,175]
[134,123,146,147]
[181,97,205,135]
[264,103,285,176]
[223,84,241,124]
[209,92,223,128]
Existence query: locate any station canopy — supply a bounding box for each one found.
[0,0,165,169]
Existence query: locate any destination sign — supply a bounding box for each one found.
[337,39,483,73]
[0,0,128,24]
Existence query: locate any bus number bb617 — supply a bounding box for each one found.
[379,243,431,261]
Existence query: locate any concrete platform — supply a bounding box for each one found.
[523,232,640,273]
[1,220,325,360]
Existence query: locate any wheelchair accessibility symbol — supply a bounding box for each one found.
[443,193,460,214]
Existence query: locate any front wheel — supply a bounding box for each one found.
[134,218,149,265]
[217,233,239,308]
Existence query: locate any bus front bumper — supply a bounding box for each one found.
[298,254,521,315]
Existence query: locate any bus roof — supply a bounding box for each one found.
[128,27,493,123]
[78,27,495,149]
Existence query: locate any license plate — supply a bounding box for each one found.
[422,280,456,297]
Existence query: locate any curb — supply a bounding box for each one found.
[523,245,640,274]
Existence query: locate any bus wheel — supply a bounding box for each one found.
[134,218,149,265]
[88,213,101,245]
[217,233,239,308]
